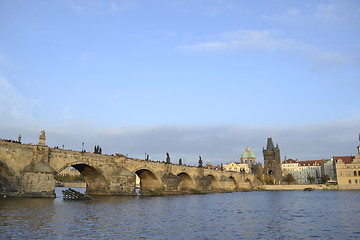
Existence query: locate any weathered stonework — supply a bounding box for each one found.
[0,140,255,197]
[20,161,56,197]
[161,173,181,191]
[263,138,282,183]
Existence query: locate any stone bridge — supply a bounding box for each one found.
[0,134,255,198]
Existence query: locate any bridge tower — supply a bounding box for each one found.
[263,138,282,183]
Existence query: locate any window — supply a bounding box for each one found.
[348,179,352,184]
[355,179,358,184]
[355,171,357,176]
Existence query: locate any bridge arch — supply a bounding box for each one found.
[206,174,220,190]
[0,161,20,195]
[229,176,237,190]
[57,162,108,195]
[177,172,195,191]
[135,168,162,191]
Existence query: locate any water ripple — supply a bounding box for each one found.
[1,189,360,239]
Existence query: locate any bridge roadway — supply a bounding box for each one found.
[0,140,255,197]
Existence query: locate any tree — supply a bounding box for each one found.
[321,174,330,184]
[250,163,264,183]
[283,173,297,184]
[264,175,275,185]
[307,175,316,184]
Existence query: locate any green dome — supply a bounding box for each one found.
[241,147,256,159]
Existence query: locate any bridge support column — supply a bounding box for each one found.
[219,176,236,191]
[20,162,56,198]
[106,167,136,195]
[194,167,211,191]
[161,173,181,191]
[195,176,212,191]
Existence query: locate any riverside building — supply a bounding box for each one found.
[281,159,323,184]
[335,144,360,190]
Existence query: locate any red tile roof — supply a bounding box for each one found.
[283,158,298,163]
[298,160,323,166]
[333,156,355,164]
[205,164,219,170]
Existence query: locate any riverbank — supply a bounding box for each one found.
[61,182,86,188]
[57,183,339,193]
[261,184,337,191]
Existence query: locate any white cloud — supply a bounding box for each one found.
[109,1,138,14]
[180,29,352,68]
[0,52,13,69]
[261,8,301,21]
[181,30,292,51]
[0,77,36,123]
[69,0,138,14]
[315,1,360,23]
[260,2,360,24]
[2,118,359,166]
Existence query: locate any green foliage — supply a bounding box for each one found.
[251,163,264,183]
[264,175,275,185]
[307,175,316,184]
[55,174,84,182]
[321,174,330,183]
[282,173,297,184]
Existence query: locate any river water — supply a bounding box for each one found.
[1,188,360,239]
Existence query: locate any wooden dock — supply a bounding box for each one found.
[62,188,93,200]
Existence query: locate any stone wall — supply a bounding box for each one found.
[1,141,257,197]
[20,172,56,197]
[62,182,86,188]
[262,184,338,191]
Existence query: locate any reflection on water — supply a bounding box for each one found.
[1,188,360,239]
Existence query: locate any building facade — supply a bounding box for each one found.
[222,162,250,174]
[335,145,360,190]
[282,159,323,184]
[322,158,337,183]
[59,166,81,176]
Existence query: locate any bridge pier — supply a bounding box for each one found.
[1,135,257,198]
[106,167,136,195]
[20,161,56,198]
[194,176,212,191]
[219,176,237,191]
[161,173,181,191]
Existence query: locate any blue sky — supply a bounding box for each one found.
[1,0,360,165]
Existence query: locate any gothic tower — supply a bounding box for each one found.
[263,138,282,183]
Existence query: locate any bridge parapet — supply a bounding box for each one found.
[0,140,258,197]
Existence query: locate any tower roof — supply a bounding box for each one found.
[266,138,275,150]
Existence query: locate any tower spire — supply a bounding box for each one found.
[266,138,275,150]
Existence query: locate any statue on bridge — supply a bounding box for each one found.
[38,130,46,146]
[198,156,203,168]
[166,152,171,164]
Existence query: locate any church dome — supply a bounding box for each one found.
[240,147,256,164]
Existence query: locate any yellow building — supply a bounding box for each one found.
[222,162,250,174]
[335,145,360,190]
[59,167,81,176]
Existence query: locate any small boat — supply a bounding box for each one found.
[304,188,314,191]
